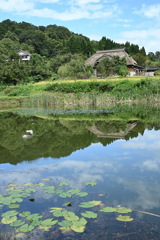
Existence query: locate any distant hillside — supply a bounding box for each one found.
[0,19,146,57]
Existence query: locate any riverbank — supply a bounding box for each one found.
[0,77,160,109]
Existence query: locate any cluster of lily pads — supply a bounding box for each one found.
[0,179,133,237]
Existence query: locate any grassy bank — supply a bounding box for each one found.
[0,77,160,108]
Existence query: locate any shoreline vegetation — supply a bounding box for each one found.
[0,76,160,109]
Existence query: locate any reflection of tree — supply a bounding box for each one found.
[0,112,158,165]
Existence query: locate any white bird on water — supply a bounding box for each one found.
[22,130,34,140]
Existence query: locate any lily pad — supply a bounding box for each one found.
[58,192,72,198]
[2,210,18,218]
[10,220,25,227]
[116,215,134,222]
[81,211,98,219]
[41,178,50,181]
[31,220,42,227]
[59,226,71,233]
[89,201,102,206]
[8,204,20,209]
[19,211,31,218]
[35,182,45,187]
[79,202,95,208]
[73,218,87,227]
[8,184,17,187]
[100,207,117,213]
[39,225,51,231]
[24,188,37,193]
[71,225,86,233]
[26,213,43,222]
[53,210,64,217]
[83,181,97,186]
[1,216,17,224]
[19,223,35,233]
[58,220,72,227]
[57,182,69,187]
[40,219,58,227]
[76,192,88,197]
[116,207,132,214]
[50,207,63,213]
[67,189,81,195]
[44,186,56,194]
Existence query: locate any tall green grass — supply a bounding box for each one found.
[1,78,160,108]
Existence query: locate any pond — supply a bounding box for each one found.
[0,104,160,240]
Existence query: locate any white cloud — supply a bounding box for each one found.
[135,4,160,19]
[0,0,120,21]
[116,28,160,53]
[0,0,34,12]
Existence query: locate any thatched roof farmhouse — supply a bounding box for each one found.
[85,48,144,77]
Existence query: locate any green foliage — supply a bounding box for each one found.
[97,56,128,77]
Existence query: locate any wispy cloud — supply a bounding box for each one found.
[0,0,120,21]
[135,4,160,19]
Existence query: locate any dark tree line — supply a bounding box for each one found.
[0,19,159,85]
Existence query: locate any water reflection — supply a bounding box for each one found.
[0,107,160,239]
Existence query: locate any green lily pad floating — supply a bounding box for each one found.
[71,225,86,233]
[44,186,56,194]
[19,223,35,233]
[83,181,97,186]
[40,219,58,227]
[8,204,20,209]
[73,218,87,227]
[1,216,17,225]
[41,178,50,181]
[0,204,3,209]
[116,215,134,222]
[81,211,98,219]
[26,213,43,222]
[58,220,72,227]
[58,192,72,198]
[67,189,81,195]
[31,220,42,227]
[50,207,63,213]
[24,187,37,193]
[79,202,96,208]
[116,207,132,214]
[39,225,51,231]
[59,226,71,233]
[8,183,17,187]
[2,210,19,218]
[35,182,45,187]
[89,201,102,206]
[19,211,31,218]
[10,220,25,227]
[57,182,69,187]
[53,210,64,217]
[64,214,79,222]
[100,207,117,213]
[76,192,88,197]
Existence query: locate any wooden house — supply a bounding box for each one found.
[145,67,158,77]
[17,50,31,61]
[85,48,144,77]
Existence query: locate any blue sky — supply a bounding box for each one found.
[0,0,160,53]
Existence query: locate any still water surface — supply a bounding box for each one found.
[0,105,160,239]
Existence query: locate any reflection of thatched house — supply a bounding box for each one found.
[18,50,31,61]
[87,121,138,139]
[85,48,144,77]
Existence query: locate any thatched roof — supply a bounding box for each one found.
[85,48,137,68]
